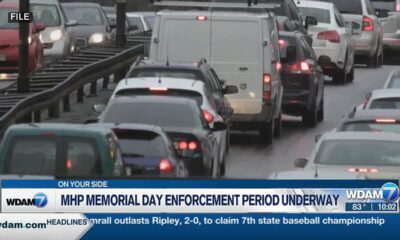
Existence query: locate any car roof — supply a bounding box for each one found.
[344,109,400,122]
[296,0,334,9]
[157,10,273,19]
[320,131,400,141]
[370,89,400,99]
[384,69,400,88]
[0,3,18,8]
[61,2,101,8]
[127,12,157,17]
[116,77,206,92]
[137,60,205,70]
[30,0,60,4]
[7,123,112,135]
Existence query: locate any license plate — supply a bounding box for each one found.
[0,54,5,61]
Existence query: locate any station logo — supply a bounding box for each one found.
[5,193,48,208]
[346,182,399,202]
[8,12,33,23]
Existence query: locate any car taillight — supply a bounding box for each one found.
[362,16,374,32]
[375,118,396,123]
[317,30,340,43]
[159,159,173,173]
[66,159,72,169]
[263,74,271,102]
[174,140,200,157]
[178,141,188,150]
[397,3,400,11]
[285,61,313,74]
[203,110,214,123]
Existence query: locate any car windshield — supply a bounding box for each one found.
[299,7,331,24]
[369,98,400,109]
[63,6,104,26]
[4,137,101,176]
[129,68,202,80]
[32,4,61,27]
[341,122,400,132]
[115,89,204,105]
[315,140,400,166]
[388,78,400,88]
[320,0,363,14]
[114,130,167,158]
[0,8,18,29]
[127,16,144,32]
[144,15,156,29]
[103,102,198,128]
[370,0,396,11]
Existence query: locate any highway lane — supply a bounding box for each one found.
[225,65,399,179]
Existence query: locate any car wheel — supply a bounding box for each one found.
[347,66,354,82]
[333,57,347,84]
[378,50,384,67]
[259,118,274,144]
[302,101,317,127]
[367,49,379,68]
[317,97,324,122]
[274,110,282,138]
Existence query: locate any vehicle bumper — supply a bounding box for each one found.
[0,48,36,73]
[353,32,379,57]
[230,103,273,130]
[382,30,400,51]
[314,48,343,70]
[182,156,208,176]
[43,37,70,63]
[282,90,312,115]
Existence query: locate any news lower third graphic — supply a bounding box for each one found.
[0,180,399,240]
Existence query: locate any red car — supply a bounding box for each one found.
[0,3,45,73]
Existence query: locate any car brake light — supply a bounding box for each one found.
[203,110,214,123]
[188,141,197,150]
[285,61,313,74]
[197,16,207,21]
[362,16,374,32]
[397,3,400,11]
[263,74,271,102]
[66,159,72,169]
[348,168,378,173]
[317,30,340,43]
[375,118,396,123]
[278,39,286,48]
[159,159,173,173]
[178,141,188,150]
[149,87,168,92]
[275,62,282,71]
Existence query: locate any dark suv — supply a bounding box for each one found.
[280,31,325,127]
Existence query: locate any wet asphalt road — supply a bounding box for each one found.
[225,65,399,179]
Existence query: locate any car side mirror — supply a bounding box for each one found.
[84,119,98,124]
[93,104,106,113]
[65,20,78,27]
[294,158,309,168]
[212,122,227,132]
[35,23,45,33]
[224,85,238,95]
[305,16,318,30]
[221,107,234,116]
[219,79,226,86]
[315,134,322,143]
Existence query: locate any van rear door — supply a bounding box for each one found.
[151,13,211,62]
[210,17,263,115]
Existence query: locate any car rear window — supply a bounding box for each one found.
[370,0,397,11]
[113,130,167,158]
[322,0,363,14]
[299,7,331,24]
[341,122,400,132]
[389,78,400,88]
[129,68,203,80]
[115,89,203,105]
[63,6,104,26]
[369,98,400,109]
[4,137,101,176]
[103,102,198,128]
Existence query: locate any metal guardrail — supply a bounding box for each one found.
[0,41,145,135]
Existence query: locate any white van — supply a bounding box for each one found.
[149,6,283,143]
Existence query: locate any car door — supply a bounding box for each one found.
[335,7,355,68]
[300,37,324,103]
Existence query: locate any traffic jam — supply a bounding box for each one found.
[0,0,400,180]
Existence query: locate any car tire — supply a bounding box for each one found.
[347,66,354,82]
[317,97,324,122]
[225,128,230,153]
[274,110,282,138]
[367,49,379,68]
[333,57,347,84]
[302,101,317,127]
[378,50,384,67]
[259,119,274,144]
